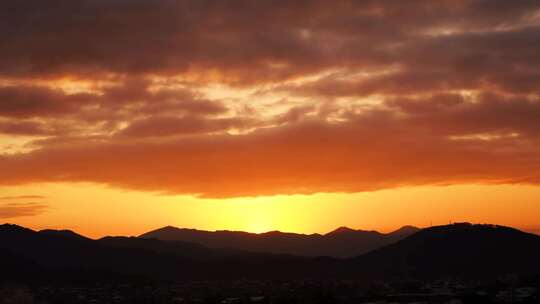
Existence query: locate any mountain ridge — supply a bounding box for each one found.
[140,225,418,237]
[139,225,421,257]
[1,222,540,282]
[353,222,540,279]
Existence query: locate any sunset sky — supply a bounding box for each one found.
[1,0,540,238]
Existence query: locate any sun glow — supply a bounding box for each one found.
[2,183,540,238]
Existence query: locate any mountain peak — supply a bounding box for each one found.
[388,225,421,236]
[160,225,181,231]
[140,225,183,236]
[0,223,34,233]
[327,226,357,235]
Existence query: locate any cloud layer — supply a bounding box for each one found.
[1,1,539,197]
[0,202,48,219]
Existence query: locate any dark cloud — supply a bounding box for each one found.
[385,93,540,137]
[0,85,88,118]
[0,0,538,85]
[0,120,51,136]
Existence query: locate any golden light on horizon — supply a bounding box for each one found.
[2,182,540,239]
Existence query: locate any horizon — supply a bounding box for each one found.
[3,221,422,237]
[2,1,540,241]
[3,221,540,240]
[3,184,540,238]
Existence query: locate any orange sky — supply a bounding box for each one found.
[1,1,540,238]
[1,183,539,239]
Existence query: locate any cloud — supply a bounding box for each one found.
[384,93,540,136]
[0,1,538,84]
[0,202,48,219]
[0,92,539,198]
[0,1,539,197]
[274,25,540,98]
[0,85,86,118]
[0,120,52,136]
[0,80,232,138]
[117,115,257,138]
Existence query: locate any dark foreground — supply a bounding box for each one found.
[1,276,539,304]
[2,223,540,303]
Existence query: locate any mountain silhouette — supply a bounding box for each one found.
[2,222,540,282]
[326,226,359,234]
[0,224,185,281]
[0,223,332,281]
[354,223,540,279]
[139,225,420,257]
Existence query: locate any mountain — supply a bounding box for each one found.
[2,222,540,283]
[327,226,360,235]
[354,223,540,279]
[387,225,421,237]
[139,225,420,257]
[0,223,337,282]
[0,223,190,282]
[39,229,90,241]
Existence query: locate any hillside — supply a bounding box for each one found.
[355,223,540,278]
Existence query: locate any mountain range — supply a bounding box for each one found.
[139,225,420,257]
[1,223,540,282]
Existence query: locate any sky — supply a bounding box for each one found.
[1,0,540,238]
